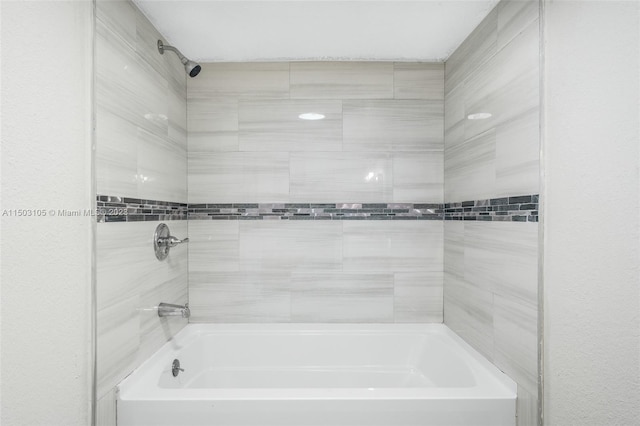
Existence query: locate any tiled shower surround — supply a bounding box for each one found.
[95,1,541,425]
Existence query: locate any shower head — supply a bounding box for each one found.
[157,40,201,78]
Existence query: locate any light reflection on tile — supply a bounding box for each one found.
[290,152,393,202]
[239,99,342,152]
[188,221,240,272]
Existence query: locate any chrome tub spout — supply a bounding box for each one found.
[158,302,190,319]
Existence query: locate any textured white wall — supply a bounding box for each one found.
[1,1,94,425]
[543,1,640,424]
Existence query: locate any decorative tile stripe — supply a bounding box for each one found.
[443,194,539,222]
[188,203,443,221]
[96,194,538,222]
[96,195,187,223]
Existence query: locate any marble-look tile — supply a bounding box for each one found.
[188,221,240,272]
[239,99,343,152]
[137,128,187,203]
[495,108,540,197]
[96,105,137,197]
[394,272,443,323]
[443,272,494,361]
[187,98,239,152]
[188,152,289,203]
[463,19,539,142]
[96,387,117,426]
[168,85,187,150]
[464,222,538,306]
[343,100,444,151]
[96,0,136,50]
[494,294,538,397]
[290,152,393,202]
[290,62,393,99]
[393,152,443,203]
[343,221,443,272]
[189,272,291,322]
[443,221,464,278]
[444,129,496,202]
[498,0,539,51]
[97,294,140,397]
[445,6,498,95]
[444,84,465,149]
[516,385,539,426]
[239,221,342,272]
[97,221,188,396]
[291,272,394,322]
[393,63,445,100]
[97,20,168,139]
[187,63,290,99]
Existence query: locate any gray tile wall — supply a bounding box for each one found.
[443,1,540,425]
[95,0,188,419]
[187,61,445,323]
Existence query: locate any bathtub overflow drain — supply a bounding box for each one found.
[172,359,184,377]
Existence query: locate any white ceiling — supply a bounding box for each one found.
[133,0,500,62]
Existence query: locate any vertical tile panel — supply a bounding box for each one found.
[516,385,539,426]
[343,221,443,272]
[393,151,443,203]
[188,152,290,203]
[394,272,443,323]
[238,99,343,152]
[187,98,239,152]
[291,272,394,322]
[494,294,538,397]
[343,100,444,151]
[444,221,464,278]
[443,272,494,361]
[445,6,498,95]
[444,129,496,202]
[96,221,187,397]
[137,128,187,203]
[464,222,538,306]
[497,0,539,51]
[187,63,290,99]
[96,387,117,426]
[290,62,393,99]
[290,152,393,202]
[393,62,445,100]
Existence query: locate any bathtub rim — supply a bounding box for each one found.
[117,323,517,402]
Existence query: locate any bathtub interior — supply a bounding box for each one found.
[157,329,479,390]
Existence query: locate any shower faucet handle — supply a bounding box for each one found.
[153,223,188,260]
[158,235,189,248]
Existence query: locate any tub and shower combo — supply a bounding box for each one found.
[118,323,516,425]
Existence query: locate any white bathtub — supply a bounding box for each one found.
[117,324,516,426]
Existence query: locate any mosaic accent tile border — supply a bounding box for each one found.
[443,194,539,222]
[96,194,538,222]
[96,195,187,223]
[188,203,443,221]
